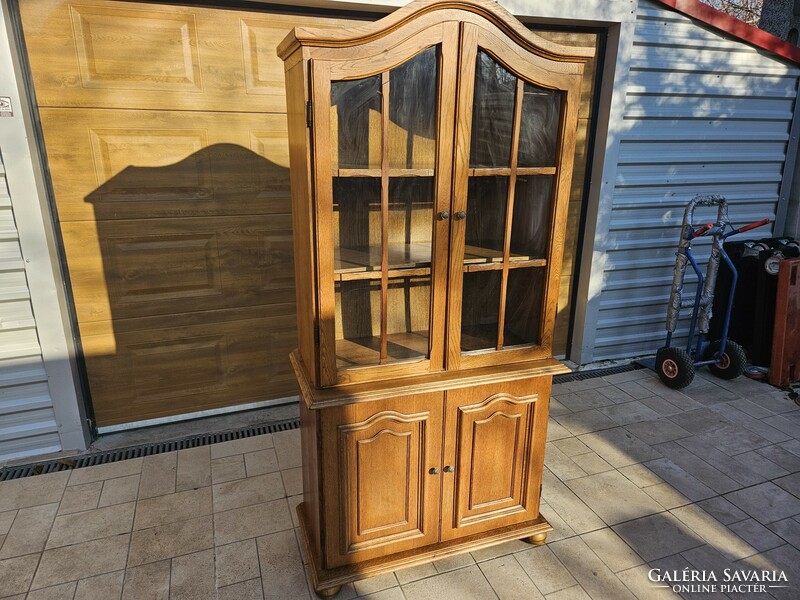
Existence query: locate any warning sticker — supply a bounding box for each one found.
[0,97,13,117]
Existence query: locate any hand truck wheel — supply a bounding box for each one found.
[655,347,695,389]
[704,339,747,380]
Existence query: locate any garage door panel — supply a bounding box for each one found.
[39,109,291,222]
[21,0,349,112]
[61,215,295,323]
[83,305,298,426]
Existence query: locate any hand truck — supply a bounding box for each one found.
[655,195,770,389]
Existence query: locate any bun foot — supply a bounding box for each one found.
[315,586,342,598]
[524,532,548,545]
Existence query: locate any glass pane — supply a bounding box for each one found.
[333,177,381,273]
[461,270,502,352]
[386,276,430,360]
[331,76,381,170]
[464,176,508,263]
[388,177,434,268]
[389,47,438,170]
[503,268,546,347]
[518,83,562,167]
[335,279,380,368]
[470,51,516,168]
[510,176,554,260]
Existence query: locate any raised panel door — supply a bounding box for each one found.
[321,393,443,567]
[440,377,550,541]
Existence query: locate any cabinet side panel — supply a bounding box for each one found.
[300,398,323,561]
[286,57,318,385]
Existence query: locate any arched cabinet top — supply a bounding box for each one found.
[277,0,595,64]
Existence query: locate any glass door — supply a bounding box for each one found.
[312,24,458,386]
[448,24,581,370]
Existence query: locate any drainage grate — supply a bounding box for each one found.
[0,417,300,482]
[553,363,642,384]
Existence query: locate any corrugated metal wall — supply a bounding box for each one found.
[0,151,61,462]
[591,0,800,360]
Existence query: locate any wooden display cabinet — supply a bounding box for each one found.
[278,0,592,595]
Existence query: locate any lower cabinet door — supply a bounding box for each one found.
[440,377,550,541]
[321,393,443,567]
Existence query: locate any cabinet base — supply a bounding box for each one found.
[297,503,553,597]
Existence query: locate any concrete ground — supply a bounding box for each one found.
[1,367,800,599]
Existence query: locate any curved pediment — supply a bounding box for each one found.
[277,0,594,64]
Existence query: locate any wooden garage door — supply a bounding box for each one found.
[19,0,354,426]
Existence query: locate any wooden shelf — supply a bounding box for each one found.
[334,243,432,277]
[335,168,435,178]
[335,331,429,369]
[462,245,547,272]
[468,167,556,177]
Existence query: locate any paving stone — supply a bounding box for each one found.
[710,404,791,444]
[541,470,605,534]
[598,400,662,426]
[214,498,293,546]
[281,467,303,497]
[774,472,800,498]
[257,529,310,600]
[725,482,800,525]
[555,409,617,435]
[674,436,765,487]
[74,570,124,600]
[615,380,655,400]
[728,518,786,553]
[733,450,790,479]
[127,515,213,567]
[625,419,693,446]
[394,562,437,585]
[98,475,140,508]
[578,427,661,468]
[24,581,76,600]
[639,396,685,417]
[479,555,543,599]
[169,549,215,600]
[570,451,614,475]
[644,458,716,502]
[0,502,58,559]
[613,513,704,562]
[749,391,798,414]
[244,448,280,477]
[214,538,260,588]
[470,539,531,563]
[217,578,264,600]
[551,536,637,600]
[273,430,302,471]
[670,504,755,561]
[741,543,800,600]
[121,559,170,600]
[0,471,69,512]
[58,482,102,515]
[514,545,576,596]
[0,553,39,596]
[353,572,399,596]
[402,565,496,600]
[596,385,636,404]
[580,528,644,573]
[432,552,475,573]
[46,501,134,549]
[767,517,800,548]
[641,483,692,510]
[544,584,592,600]
[175,446,212,492]
[546,420,574,442]
[31,533,130,589]
[211,455,247,484]
[213,472,285,513]
[549,397,572,417]
[133,487,212,530]
[618,463,664,488]
[565,470,664,525]
[551,438,591,457]
[653,441,740,494]
[557,389,615,412]
[68,460,142,487]
[756,444,800,472]
[696,496,749,525]
[728,398,776,419]
[617,564,681,600]
[0,509,14,535]
[210,434,274,459]
[357,587,405,600]
[136,453,177,500]
[544,443,589,481]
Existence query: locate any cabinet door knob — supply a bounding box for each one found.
[438,211,450,221]
[443,465,455,473]
[428,467,440,475]
[455,211,466,220]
